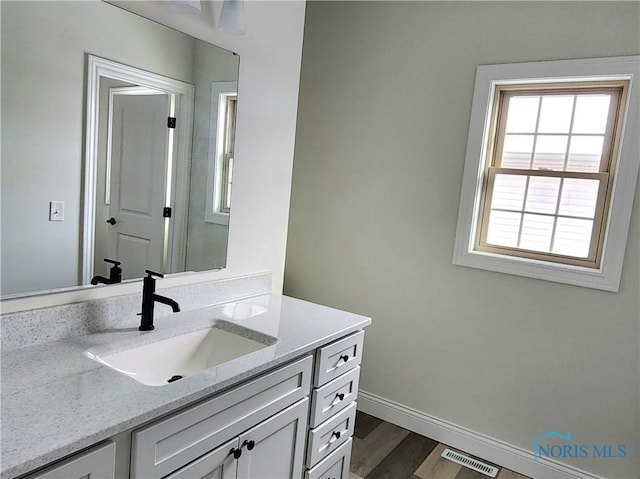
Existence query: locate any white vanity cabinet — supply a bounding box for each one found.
[166,399,309,479]
[15,330,367,479]
[131,356,313,479]
[129,331,365,479]
[1,289,373,479]
[305,331,364,479]
[24,441,115,479]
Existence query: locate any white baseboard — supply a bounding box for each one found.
[357,389,604,479]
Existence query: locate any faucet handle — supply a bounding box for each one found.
[104,258,121,266]
[145,270,164,279]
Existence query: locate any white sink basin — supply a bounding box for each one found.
[87,322,277,386]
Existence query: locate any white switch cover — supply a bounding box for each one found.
[49,201,64,221]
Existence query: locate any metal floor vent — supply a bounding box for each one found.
[441,448,499,477]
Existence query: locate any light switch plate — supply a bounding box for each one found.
[49,201,64,221]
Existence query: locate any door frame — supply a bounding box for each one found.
[82,54,195,284]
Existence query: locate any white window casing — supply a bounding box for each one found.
[453,56,640,292]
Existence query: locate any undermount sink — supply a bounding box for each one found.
[86,322,278,386]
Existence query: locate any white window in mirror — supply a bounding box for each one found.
[453,56,640,292]
[205,81,238,224]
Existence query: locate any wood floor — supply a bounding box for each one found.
[349,412,530,479]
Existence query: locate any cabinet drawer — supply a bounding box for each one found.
[314,331,364,386]
[306,401,356,468]
[25,441,115,479]
[131,355,312,479]
[310,367,360,428]
[305,438,352,479]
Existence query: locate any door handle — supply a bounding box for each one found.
[106,217,117,225]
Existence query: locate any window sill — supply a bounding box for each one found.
[453,246,622,292]
[205,212,230,226]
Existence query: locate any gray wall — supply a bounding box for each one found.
[1,1,194,295]
[285,2,639,477]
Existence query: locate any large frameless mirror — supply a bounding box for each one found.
[1,0,239,299]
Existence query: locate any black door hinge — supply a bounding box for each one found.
[163,207,172,218]
[167,117,176,129]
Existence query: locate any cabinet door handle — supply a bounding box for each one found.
[230,448,242,459]
[338,354,349,364]
[242,439,255,451]
[331,392,345,406]
[329,430,341,443]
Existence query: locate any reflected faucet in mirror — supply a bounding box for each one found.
[90,259,122,285]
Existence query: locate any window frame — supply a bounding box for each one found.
[205,81,238,225]
[476,82,627,268]
[453,56,640,292]
[219,94,237,214]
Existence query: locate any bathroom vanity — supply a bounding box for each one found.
[0,290,369,479]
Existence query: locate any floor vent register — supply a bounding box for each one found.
[441,448,499,477]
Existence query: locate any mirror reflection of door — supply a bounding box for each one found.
[94,86,175,280]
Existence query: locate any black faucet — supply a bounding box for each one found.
[91,259,122,285]
[138,270,181,331]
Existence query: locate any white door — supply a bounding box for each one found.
[107,92,171,280]
[236,399,309,479]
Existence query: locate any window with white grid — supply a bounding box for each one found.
[453,56,640,291]
[477,83,626,268]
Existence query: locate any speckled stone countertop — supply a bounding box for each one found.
[1,294,370,479]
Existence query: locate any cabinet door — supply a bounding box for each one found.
[236,399,309,479]
[25,442,115,479]
[165,437,238,479]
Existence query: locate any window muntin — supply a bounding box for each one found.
[476,82,627,268]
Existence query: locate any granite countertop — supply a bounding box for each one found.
[0,294,371,479]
